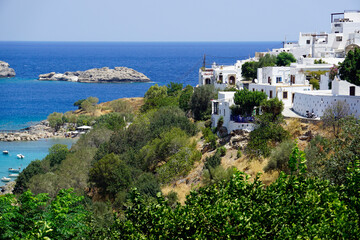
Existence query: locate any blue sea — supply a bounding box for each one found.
[0,41,281,180]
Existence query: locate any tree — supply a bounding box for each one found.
[260,97,284,123]
[190,85,217,121]
[47,112,64,131]
[89,153,132,198]
[141,84,176,112]
[276,52,296,66]
[74,99,86,109]
[338,48,360,86]
[241,61,258,80]
[179,85,193,112]
[46,144,69,168]
[233,89,267,116]
[258,53,277,67]
[306,70,328,90]
[321,100,350,138]
[81,100,96,114]
[13,160,46,194]
[167,82,183,96]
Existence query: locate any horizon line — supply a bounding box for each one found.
[0,40,289,43]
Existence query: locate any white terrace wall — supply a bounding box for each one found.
[293,92,360,118]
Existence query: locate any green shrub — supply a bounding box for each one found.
[217,146,226,157]
[237,149,242,158]
[204,151,222,170]
[264,140,295,173]
[203,166,236,185]
[202,127,217,150]
[157,148,200,184]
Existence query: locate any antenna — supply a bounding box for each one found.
[203,54,206,68]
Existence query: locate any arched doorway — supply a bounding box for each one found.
[229,76,235,85]
[205,78,211,85]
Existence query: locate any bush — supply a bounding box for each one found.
[202,127,217,150]
[110,99,132,113]
[204,151,222,170]
[94,112,127,131]
[217,146,226,157]
[264,140,296,173]
[247,123,289,157]
[237,149,242,158]
[157,148,201,184]
[202,166,236,185]
[133,173,160,198]
[148,106,197,138]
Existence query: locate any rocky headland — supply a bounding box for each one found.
[38,67,150,83]
[0,120,68,142]
[0,61,16,78]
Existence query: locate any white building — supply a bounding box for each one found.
[269,10,360,59]
[248,65,313,107]
[293,79,360,118]
[211,92,256,133]
[199,59,254,90]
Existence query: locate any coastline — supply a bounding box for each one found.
[0,181,15,195]
[0,120,71,142]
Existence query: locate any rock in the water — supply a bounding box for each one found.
[38,67,150,83]
[0,61,16,78]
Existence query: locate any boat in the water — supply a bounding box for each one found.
[8,168,20,172]
[17,154,25,159]
[8,173,19,177]
[1,177,11,182]
[3,150,9,154]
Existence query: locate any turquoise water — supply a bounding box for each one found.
[0,138,77,185]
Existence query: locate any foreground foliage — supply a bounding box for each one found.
[0,189,89,239]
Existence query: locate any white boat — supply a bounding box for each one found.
[3,150,9,154]
[17,154,25,159]
[9,173,19,177]
[8,168,20,172]
[1,177,11,182]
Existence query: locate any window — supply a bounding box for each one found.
[336,36,342,42]
[261,89,264,92]
[269,90,273,98]
[290,75,295,84]
[252,88,255,91]
[306,40,310,44]
[283,91,288,99]
[276,77,282,83]
[213,102,219,114]
[350,86,355,96]
[334,23,341,27]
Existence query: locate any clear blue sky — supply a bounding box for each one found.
[0,0,358,41]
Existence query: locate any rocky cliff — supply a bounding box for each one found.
[38,67,150,83]
[0,61,16,78]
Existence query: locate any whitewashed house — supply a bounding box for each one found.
[248,65,313,107]
[268,10,360,59]
[293,79,360,118]
[198,59,254,90]
[211,91,256,133]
